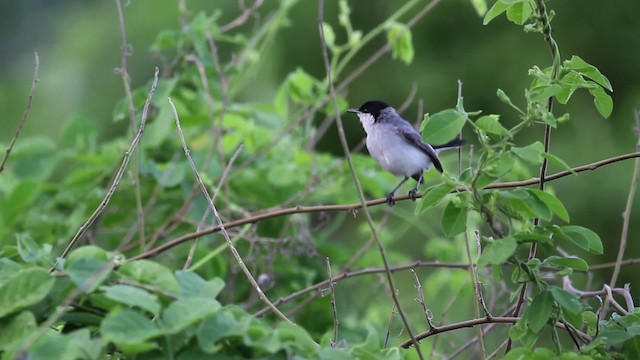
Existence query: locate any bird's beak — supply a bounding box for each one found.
[347,108,359,114]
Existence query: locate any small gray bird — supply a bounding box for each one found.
[347,100,464,206]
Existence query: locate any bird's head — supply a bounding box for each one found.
[347,100,394,127]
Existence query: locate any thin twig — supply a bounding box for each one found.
[326,257,339,346]
[183,145,245,270]
[168,98,291,323]
[604,109,640,316]
[400,316,591,349]
[131,151,640,261]
[115,0,146,249]
[463,229,487,358]
[1,52,39,174]
[55,68,160,265]
[220,0,264,33]
[254,261,469,317]
[318,2,422,357]
[384,289,399,348]
[411,270,436,331]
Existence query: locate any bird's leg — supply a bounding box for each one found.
[408,172,423,201]
[387,176,409,207]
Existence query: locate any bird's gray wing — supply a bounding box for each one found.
[396,127,443,173]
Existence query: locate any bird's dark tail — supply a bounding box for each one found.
[433,138,466,150]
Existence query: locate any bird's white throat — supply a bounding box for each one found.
[356,112,376,135]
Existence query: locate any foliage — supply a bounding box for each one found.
[0,0,638,359]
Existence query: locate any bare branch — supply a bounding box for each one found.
[168,97,291,323]
[1,52,40,174]
[55,68,160,264]
[220,0,264,33]
[326,257,339,346]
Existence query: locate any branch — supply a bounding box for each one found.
[254,261,468,317]
[168,98,291,323]
[130,151,640,260]
[0,52,39,174]
[55,68,160,265]
[604,109,640,316]
[220,0,264,33]
[400,316,591,349]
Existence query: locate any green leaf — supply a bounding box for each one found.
[415,182,454,214]
[530,84,563,103]
[505,1,532,25]
[119,260,179,295]
[66,245,109,266]
[386,22,414,65]
[66,258,111,293]
[321,22,335,49]
[557,225,603,254]
[478,236,518,266]
[101,284,160,315]
[441,197,468,237]
[542,152,575,174]
[470,0,488,16]
[527,189,570,222]
[589,85,613,118]
[511,142,543,164]
[176,271,225,299]
[421,109,467,145]
[623,336,640,359]
[565,55,613,91]
[162,297,221,334]
[483,0,511,25]
[101,309,163,346]
[0,311,37,350]
[476,114,510,136]
[524,291,553,333]
[0,268,54,318]
[543,255,588,271]
[5,180,43,223]
[520,193,552,221]
[549,286,583,315]
[16,233,46,263]
[198,307,251,353]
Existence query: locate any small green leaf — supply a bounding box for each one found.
[530,84,563,103]
[527,189,570,222]
[101,309,163,346]
[511,142,543,164]
[549,286,583,315]
[162,297,221,334]
[470,0,488,16]
[542,152,575,174]
[119,260,179,295]
[589,85,613,118]
[565,55,613,91]
[16,233,43,263]
[176,271,225,299]
[556,225,603,254]
[386,22,414,65]
[198,307,251,353]
[0,268,54,318]
[421,109,467,145]
[478,236,518,266]
[506,1,533,25]
[321,22,335,49]
[66,258,110,293]
[101,285,161,315]
[483,0,510,25]
[524,291,553,333]
[543,256,588,271]
[441,197,468,237]
[415,182,454,214]
[476,114,510,136]
[0,311,37,350]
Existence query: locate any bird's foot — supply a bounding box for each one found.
[386,193,396,207]
[408,188,419,201]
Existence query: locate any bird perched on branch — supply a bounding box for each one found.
[347,100,464,206]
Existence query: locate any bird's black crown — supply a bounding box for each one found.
[357,100,391,120]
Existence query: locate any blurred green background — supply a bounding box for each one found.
[1,0,639,293]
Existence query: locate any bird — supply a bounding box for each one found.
[347,100,464,207]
